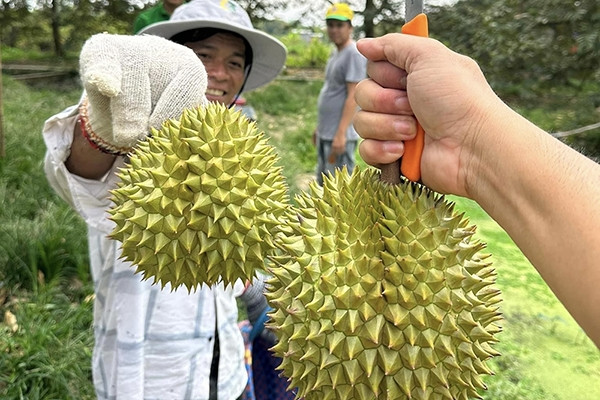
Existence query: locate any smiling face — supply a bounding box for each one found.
[184,32,248,105]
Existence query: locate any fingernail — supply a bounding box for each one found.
[382,141,403,155]
[394,95,409,110]
[393,119,411,133]
[399,76,407,88]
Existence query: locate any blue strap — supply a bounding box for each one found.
[249,307,272,342]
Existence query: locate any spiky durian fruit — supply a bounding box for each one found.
[266,168,502,400]
[108,103,290,290]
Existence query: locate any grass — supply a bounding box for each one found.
[1,72,599,399]
[245,78,323,197]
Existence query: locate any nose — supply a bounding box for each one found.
[204,60,228,81]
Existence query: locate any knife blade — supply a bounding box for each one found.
[405,0,424,22]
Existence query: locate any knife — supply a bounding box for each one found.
[400,1,429,182]
[379,1,429,184]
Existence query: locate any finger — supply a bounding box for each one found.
[358,139,404,167]
[366,60,407,90]
[353,109,417,141]
[355,79,412,115]
[357,34,444,73]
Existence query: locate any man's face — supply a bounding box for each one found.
[326,19,352,47]
[185,32,247,105]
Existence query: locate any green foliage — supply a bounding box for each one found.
[429,0,600,92]
[279,32,331,69]
[512,81,600,159]
[0,0,140,57]
[428,0,600,157]
[245,78,322,197]
[0,284,95,400]
[0,75,88,290]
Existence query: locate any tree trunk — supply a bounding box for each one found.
[52,0,64,58]
[363,0,376,37]
[0,39,5,158]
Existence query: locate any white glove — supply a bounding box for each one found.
[78,33,208,154]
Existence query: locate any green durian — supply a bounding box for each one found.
[108,103,290,290]
[266,167,502,400]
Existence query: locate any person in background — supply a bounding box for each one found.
[42,1,287,399]
[352,33,600,348]
[133,0,185,34]
[313,2,366,185]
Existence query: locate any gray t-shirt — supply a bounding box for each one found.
[317,41,367,141]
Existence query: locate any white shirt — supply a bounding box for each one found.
[42,104,247,400]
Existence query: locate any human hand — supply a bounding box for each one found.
[331,132,347,156]
[79,33,208,155]
[353,34,505,197]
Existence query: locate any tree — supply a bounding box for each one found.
[279,1,409,37]
[0,0,32,48]
[428,0,600,92]
[50,0,64,57]
[237,0,288,23]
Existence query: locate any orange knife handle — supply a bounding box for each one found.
[400,13,429,182]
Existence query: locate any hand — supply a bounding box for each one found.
[353,34,505,197]
[331,132,347,157]
[79,33,208,154]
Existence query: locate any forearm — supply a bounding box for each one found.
[336,98,358,137]
[65,119,117,180]
[468,104,600,346]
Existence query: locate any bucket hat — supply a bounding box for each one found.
[140,0,287,91]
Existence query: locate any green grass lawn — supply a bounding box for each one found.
[1,74,599,399]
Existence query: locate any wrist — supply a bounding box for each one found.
[463,100,521,201]
[79,98,131,156]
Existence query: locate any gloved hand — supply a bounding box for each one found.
[240,274,278,346]
[78,33,208,155]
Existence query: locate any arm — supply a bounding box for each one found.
[353,34,600,347]
[467,103,600,348]
[65,120,117,180]
[331,81,359,155]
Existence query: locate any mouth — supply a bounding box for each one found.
[205,88,226,100]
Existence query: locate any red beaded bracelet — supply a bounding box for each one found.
[78,98,131,156]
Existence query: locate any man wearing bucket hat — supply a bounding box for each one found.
[42,1,286,399]
[313,3,366,186]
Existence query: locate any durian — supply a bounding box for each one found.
[108,103,290,290]
[266,168,502,400]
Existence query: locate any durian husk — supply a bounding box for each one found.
[266,167,502,400]
[109,103,291,290]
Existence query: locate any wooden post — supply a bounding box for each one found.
[0,38,5,158]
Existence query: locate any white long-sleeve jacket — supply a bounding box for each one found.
[42,103,247,400]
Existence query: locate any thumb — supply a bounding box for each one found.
[80,34,123,97]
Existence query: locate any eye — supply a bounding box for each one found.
[229,61,244,70]
[195,52,209,61]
